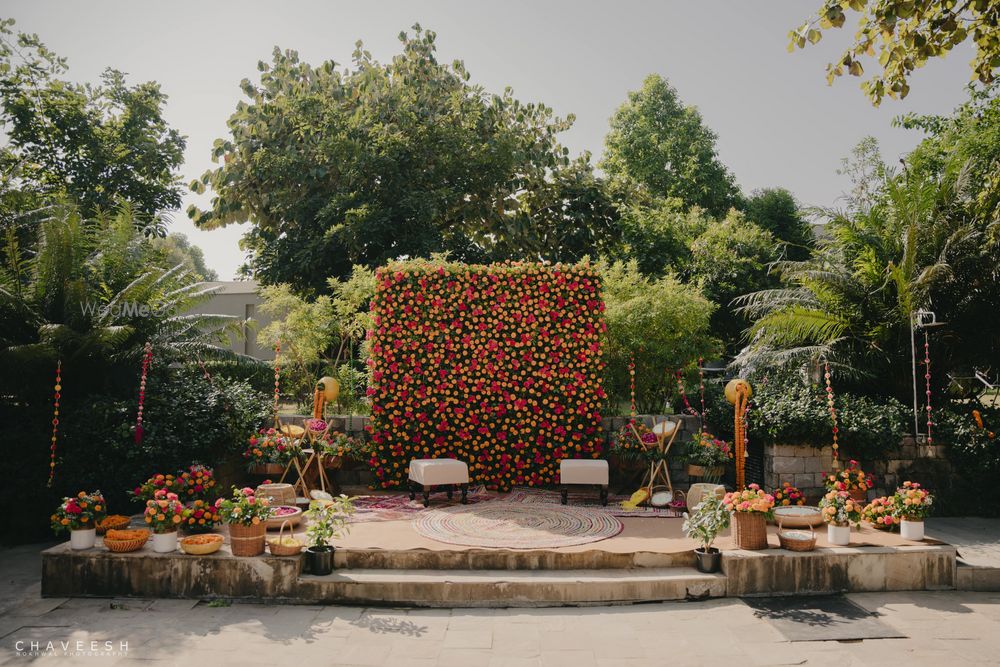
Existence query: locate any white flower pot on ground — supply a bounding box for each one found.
[69,528,96,550]
[900,518,925,541]
[151,531,178,553]
[827,523,850,546]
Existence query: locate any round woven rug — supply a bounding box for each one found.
[412,502,623,549]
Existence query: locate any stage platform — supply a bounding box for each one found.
[41,516,964,607]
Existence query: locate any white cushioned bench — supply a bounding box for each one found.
[408,458,470,507]
[559,459,609,506]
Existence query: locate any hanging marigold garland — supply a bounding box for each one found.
[674,368,698,417]
[924,332,933,444]
[47,360,62,487]
[273,339,282,425]
[698,357,707,433]
[824,360,840,469]
[134,342,152,444]
[628,355,637,419]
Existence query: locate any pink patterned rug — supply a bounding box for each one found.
[505,487,683,518]
[348,487,493,523]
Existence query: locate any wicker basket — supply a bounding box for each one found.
[256,483,296,507]
[228,522,267,557]
[732,512,769,550]
[179,533,224,555]
[97,515,132,535]
[777,523,816,552]
[267,520,304,557]
[103,529,149,553]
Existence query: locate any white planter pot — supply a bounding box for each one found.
[69,528,96,550]
[900,518,925,541]
[827,523,851,546]
[151,531,178,553]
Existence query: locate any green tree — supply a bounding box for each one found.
[688,212,779,354]
[614,198,711,276]
[153,233,218,281]
[789,0,1000,105]
[0,19,185,216]
[191,26,612,293]
[602,74,742,217]
[744,188,814,259]
[600,260,720,413]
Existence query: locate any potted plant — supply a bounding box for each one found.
[143,489,185,552]
[862,496,899,530]
[177,464,217,502]
[818,489,862,545]
[303,495,356,575]
[823,459,873,502]
[891,481,933,540]
[682,493,730,572]
[51,491,106,550]
[216,486,274,556]
[722,484,774,550]
[128,473,179,503]
[181,499,222,534]
[243,428,298,475]
[771,482,806,507]
[684,432,732,482]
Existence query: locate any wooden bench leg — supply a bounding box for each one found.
[600,485,609,507]
[460,483,468,504]
[560,487,568,505]
[409,480,418,501]
[447,485,454,500]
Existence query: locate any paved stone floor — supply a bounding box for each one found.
[3,543,1000,666]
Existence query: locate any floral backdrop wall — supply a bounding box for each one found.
[367,260,607,490]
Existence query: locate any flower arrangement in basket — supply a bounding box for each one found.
[891,481,933,540]
[686,432,732,467]
[823,459,873,499]
[243,428,301,471]
[819,489,862,545]
[177,465,216,502]
[181,499,222,533]
[216,486,274,557]
[319,432,372,462]
[51,491,106,549]
[862,496,899,530]
[722,484,774,550]
[772,482,806,507]
[129,473,179,503]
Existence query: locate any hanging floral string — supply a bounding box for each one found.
[628,354,637,419]
[47,360,62,487]
[924,332,933,444]
[273,339,282,426]
[824,360,840,469]
[674,369,699,417]
[134,342,152,444]
[698,357,707,433]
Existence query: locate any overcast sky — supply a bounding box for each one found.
[4,1,976,279]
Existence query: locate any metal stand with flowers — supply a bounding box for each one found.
[217,487,274,557]
[723,484,775,550]
[51,491,106,550]
[818,489,862,546]
[303,495,355,575]
[143,489,185,553]
[892,481,933,540]
[682,493,730,572]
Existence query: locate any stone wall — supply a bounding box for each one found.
[764,436,950,503]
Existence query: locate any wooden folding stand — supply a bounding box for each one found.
[632,416,680,497]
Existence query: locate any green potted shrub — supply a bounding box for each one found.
[303,495,356,575]
[682,493,730,572]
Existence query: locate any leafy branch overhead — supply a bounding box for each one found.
[789,0,1000,105]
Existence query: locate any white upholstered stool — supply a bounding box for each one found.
[559,459,609,506]
[408,458,470,507]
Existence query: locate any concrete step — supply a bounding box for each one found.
[295,567,726,607]
[957,563,1000,592]
[335,547,693,571]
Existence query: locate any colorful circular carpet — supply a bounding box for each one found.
[412,502,624,549]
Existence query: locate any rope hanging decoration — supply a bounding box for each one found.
[675,369,697,416]
[134,342,152,444]
[272,339,282,427]
[924,332,933,444]
[725,379,752,490]
[628,355,637,419]
[698,357,707,433]
[47,360,62,487]
[824,360,840,470]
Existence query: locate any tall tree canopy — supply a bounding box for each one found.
[789,0,1000,105]
[190,25,616,293]
[745,188,814,260]
[0,18,186,217]
[601,74,742,217]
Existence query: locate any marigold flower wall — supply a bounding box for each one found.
[366,262,607,490]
